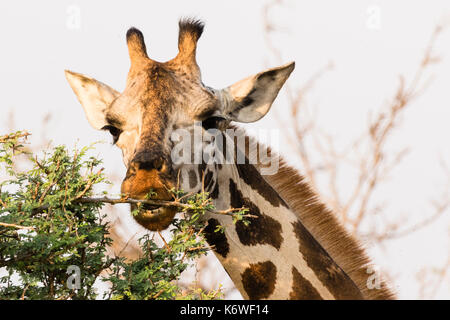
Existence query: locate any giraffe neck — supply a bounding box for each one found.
[202,160,363,300]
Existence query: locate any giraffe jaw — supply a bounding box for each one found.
[132,204,178,231]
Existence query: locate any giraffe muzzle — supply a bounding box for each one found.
[121,161,177,231]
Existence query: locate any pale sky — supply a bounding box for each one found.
[1,0,449,299]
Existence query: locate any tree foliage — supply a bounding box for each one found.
[0,131,228,300]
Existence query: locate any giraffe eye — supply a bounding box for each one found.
[202,116,226,130]
[101,125,122,144]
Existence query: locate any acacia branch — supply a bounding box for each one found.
[0,131,31,144]
[0,222,35,230]
[31,196,257,220]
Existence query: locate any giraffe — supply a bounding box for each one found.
[65,18,394,300]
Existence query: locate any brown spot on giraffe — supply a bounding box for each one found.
[241,261,277,299]
[289,266,323,300]
[210,177,220,199]
[188,169,197,189]
[236,162,288,208]
[292,221,364,299]
[204,170,214,191]
[203,218,229,258]
[231,131,287,208]
[229,179,283,250]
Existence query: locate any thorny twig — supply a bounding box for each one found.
[0,131,31,144]
[28,196,257,220]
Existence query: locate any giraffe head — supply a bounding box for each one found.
[65,18,294,231]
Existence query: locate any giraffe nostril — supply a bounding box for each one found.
[135,158,165,172]
[125,162,138,177]
[152,158,164,171]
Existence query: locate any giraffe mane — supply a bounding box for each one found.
[232,125,395,299]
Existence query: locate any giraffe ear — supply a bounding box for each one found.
[65,70,119,130]
[221,62,295,123]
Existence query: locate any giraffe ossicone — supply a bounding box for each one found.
[65,18,394,300]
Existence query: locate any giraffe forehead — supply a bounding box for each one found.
[124,62,216,117]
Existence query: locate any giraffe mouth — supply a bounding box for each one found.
[131,203,178,231]
[142,203,162,211]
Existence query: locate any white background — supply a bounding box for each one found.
[0,0,449,299]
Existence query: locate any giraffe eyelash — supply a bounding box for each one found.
[201,116,226,131]
[101,125,122,144]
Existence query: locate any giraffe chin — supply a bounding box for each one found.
[132,205,178,231]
